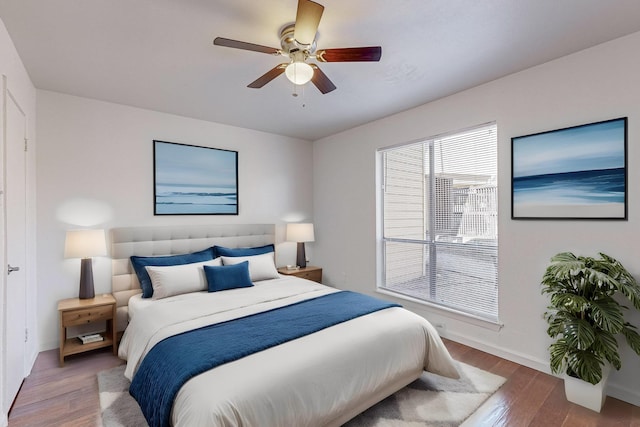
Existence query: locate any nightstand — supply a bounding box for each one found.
[278,266,322,283]
[58,294,117,366]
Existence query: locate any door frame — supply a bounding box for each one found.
[0,73,6,427]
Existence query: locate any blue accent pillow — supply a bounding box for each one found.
[213,244,274,258]
[204,261,254,292]
[130,248,215,298]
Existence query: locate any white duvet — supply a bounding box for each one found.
[119,276,459,427]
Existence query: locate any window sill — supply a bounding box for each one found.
[376,288,503,332]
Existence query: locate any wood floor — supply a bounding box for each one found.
[444,340,640,427]
[7,339,640,427]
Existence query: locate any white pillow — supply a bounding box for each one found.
[146,258,222,300]
[221,253,280,282]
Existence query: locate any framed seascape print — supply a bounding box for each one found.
[153,140,238,215]
[511,117,627,220]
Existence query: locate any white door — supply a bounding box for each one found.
[3,86,28,412]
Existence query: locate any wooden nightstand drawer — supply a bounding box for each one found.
[62,304,112,326]
[297,269,322,283]
[277,266,323,283]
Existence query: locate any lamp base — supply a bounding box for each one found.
[296,242,307,269]
[79,258,95,299]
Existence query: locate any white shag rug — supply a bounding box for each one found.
[98,361,505,427]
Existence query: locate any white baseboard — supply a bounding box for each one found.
[607,382,640,407]
[442,329,551,374]
[39,338,59,352]
[443,330,640,407]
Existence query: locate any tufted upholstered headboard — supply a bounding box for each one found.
[110,223,276,332]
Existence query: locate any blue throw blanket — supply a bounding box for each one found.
[129,291,401,427]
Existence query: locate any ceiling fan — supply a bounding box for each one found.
[213,0,382,94]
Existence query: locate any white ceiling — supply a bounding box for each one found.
[2,1,640,141]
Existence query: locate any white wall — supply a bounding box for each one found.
[313,31,640,405]
[36,91,314,351]
[0,18,38,426]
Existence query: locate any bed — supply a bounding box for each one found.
[112,224,459,427]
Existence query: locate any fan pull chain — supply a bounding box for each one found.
[291,83,307,108]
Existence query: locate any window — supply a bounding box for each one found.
[378,123,498,323]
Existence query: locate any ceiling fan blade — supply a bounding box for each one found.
[310,64,336,94]
[247,64,288,88]
[316,46,382,62]
[214,37,279,55]
[294,0,324,46]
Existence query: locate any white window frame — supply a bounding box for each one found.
[376,122,500,327]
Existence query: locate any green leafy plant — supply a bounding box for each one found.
[541,252,640,385]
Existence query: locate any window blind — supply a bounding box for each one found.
[379,123,498,322]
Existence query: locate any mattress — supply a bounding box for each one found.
[126,293,153,320]
[119,276,459,426]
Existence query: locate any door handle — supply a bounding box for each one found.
[7,264,20,275]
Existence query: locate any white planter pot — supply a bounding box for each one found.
[563,365,611,412]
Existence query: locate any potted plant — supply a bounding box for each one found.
[541,252,640,412]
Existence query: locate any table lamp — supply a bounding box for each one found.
[286,223,315,268]
[64,229,107,299]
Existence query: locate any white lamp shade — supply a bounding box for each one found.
[285,62,314,85]
[64,229,107,259]
[286,223,315,243]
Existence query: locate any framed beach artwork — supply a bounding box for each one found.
[153,140,238,215]
[511,117,627,220]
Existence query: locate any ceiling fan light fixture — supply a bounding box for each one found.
[213,1,380,94]
[285,61,314,85]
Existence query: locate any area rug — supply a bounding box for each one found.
[98,361,505,427]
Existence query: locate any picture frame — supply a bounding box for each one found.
[153,140,238,215]
[511,117,627,220]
